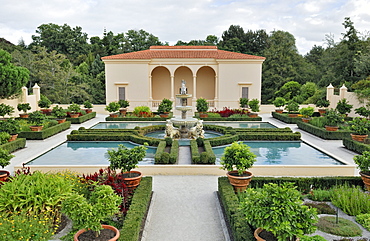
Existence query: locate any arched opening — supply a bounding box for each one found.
[152,66,171,100]
[196,66,215,99]
[174,66,193,97]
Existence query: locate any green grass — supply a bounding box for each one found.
[304,202,336,215]
[316,216,362,237]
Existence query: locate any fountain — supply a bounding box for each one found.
[164,80,204,139]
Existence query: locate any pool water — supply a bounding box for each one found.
[27,141,156,166]
[203,121,276,128]
[91,122,164,129]
[213,141,344,165]
[144,130,223,139]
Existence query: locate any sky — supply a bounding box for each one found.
[1,0,370,55]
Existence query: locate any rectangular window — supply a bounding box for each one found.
[119,87,126,100]
[242,87,249,99]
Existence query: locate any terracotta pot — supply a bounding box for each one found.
[56,118,66,124]
[325,125,338,131]
[248,113,258,118]
[226,170,253,193]
[123,171,142,190]
[85,109,92,114]
[69,113,79,118]
[318,109,326,116]
[74,224,120,241]
[109,113,119,118]
[199,113,208,118]
[119,108,127,115]
[302,118,311,123]
[8,134,18,142]
[19,113,29,118]
[41,109,52,115]
[275,109,283,114]
[159,113,169,118]
[288,113,298,117]
[254,228,265,241]
[30,125,43,131]
[0,170,10,182]
[351,134,368,143]
[360,171,370,191]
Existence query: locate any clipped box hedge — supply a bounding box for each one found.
[190,140,216,164]
[343,138,370,154]
[272,111,302,124]
[18,121,71,140]
[154,140,178,164]
[0,138,26,153]
[66,112,96,124]
[119,176,152,241]
[297,121,351,140]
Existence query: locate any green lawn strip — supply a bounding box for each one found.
[316,216,362,237]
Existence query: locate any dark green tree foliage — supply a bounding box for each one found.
[122,29,163,53]
[0,49,29,99]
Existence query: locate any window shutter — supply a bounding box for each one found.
[242,87,249,99]
[119,87,126,100]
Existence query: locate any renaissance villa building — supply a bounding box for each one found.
[102,46,265,113]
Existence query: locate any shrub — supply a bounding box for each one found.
[248,98,260,112]
[118,99,129,109]
[273,97,286,109]
[331,185,370,216]
[28,111,46,126]
[0,148,14,168]
[356,213,370,231]
[0,103,14,118]
[105,102,120,113]
[38,95,51,109]
[300,107,315,118]
[133,106,152,117]
[306,188,332,201]
[17,103,31,113]
[68,103,81,114]
[239,98,249,108]
[83,100,93,109]
[220,142,256,175]
[316,99,330,108]
[0,132,11,145]
[336,98,353,115]
[157,98,173,113]
[285,100,299,113]
[316,216,362,237]
[196,98,209,113]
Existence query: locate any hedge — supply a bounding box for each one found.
[154,140,178,164]
[119,176,152,241]
[18,121,71,140]
[272,111,302,124]
[66,112,96,124]
[218,177,254,241]
[343,138,370,154]
[0,138,26,153]
[297,121,351,140]
[106,116,167,121]
[190,140,200,164]
[169,140,179,164]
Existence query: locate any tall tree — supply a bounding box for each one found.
[0,49,29,99]
[121,29,163,53]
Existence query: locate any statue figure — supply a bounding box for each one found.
[189,120,205,139]
[180,80,187,95]
[164,120,180,139]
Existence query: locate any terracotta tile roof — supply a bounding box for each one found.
[101,46,265,60]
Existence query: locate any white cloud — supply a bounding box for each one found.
[0,0,369,54]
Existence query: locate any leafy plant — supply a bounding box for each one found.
[323,108,343,127]
[306,188,332,201]
[248,98,260,113]
[157,98,173,113]
[62,184,121,236]
[354,151,370,174]
[83,100,93,109]
[0,118,21,134]
[355,105,370,119]
[17,103,31,113]
[196,98,209,113]
[38,95,51,109]
[336,98,353,115]
[0,132,11,144]
[107,144,147,177]
[0,103,14,118]
[300,107,315,118]
[241,182,318,241]
[220,142,256,175]
[347,117,370,135]
[356,213,370,231]
[118,99,130,109]
[105,101,120,113]
[68,103,81,114]
[285,100,299,113]
[28,111,46,126]
[52,105,67,119]
[316,99,330,108]
[0,148,14,168]
[133,106,152,117]
[331,184,370,216]
[273,97,286,109]
[239,98,249,108]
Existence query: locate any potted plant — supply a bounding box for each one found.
[239,97,249,109]
[83,100,93,114]
[28,111,46,131]
[299,106,315,123]
[355,104,370,120]
[241,182,317,241]
[285,100,300,117]
[157,98,173,118]
[220,141,257,193]
[52,105,67,123]
[17,103,31,118]
[118,100,129,116]
[316,99,330,116]
[62,184,121,241]
[38,95,52,115]
[347,117,370,142]
[354,151,370,191]
[107,144,147,189]
[0,148,14,182]
[336,98,353,116]
[68,103,81,118]
[323,108,343,131]
[0,118,21,141]
[273,97,286,113]
[105,102,120,118]
[248,98,260,117]
[196,98,209,118]
[0,103,14,119]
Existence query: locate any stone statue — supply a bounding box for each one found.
[189,120,205,139]
[164,120,180,139]
[180,80,187,95]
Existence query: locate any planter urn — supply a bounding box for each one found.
[302,118,311,123]
[19,113,29,118]
[351,134,368,143]
[288,113,298,118]
[359,171,370,191]
[248,113,258,118]
[123,170,142,190]
[199,112,208,118]
[325,125,338,131]
[30,125,43,131]
[74,224,120,241]
[226,170,253,193]
[109,113,119,118]
[318,109,326,116]
[69,113,79,118]
[119,108,127,116]
[8,134,18,142]
[0,170,10,182]
[275,109,283,114]
[56,118,66,124]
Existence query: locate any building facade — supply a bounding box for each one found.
[102,46,265,113]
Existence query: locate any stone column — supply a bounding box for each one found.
[21,86,28,103]
[192,75,197,100]
[170,75,174,100]
[340,84,347,99]
[326,84,334,108]
[33,83,41,110]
